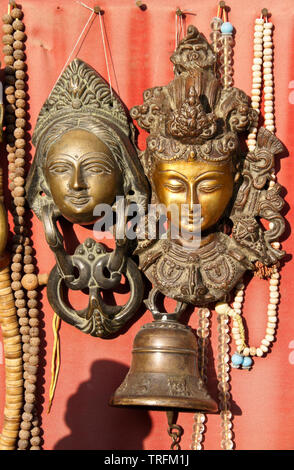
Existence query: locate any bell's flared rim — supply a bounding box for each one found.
[109,394,218,413]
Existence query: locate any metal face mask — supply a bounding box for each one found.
[27,58,149,337]
[131,25,285,306]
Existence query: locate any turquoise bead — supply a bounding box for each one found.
[242,356,253,369]
[221,22,234,34]
[231,353,243,367]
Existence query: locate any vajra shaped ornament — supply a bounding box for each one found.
[26,59,149,337]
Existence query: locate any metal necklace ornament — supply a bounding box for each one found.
[26,58,149,338]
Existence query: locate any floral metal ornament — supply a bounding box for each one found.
[131,25,285,307]
[26,59,149,337]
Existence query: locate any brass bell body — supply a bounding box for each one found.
[110,319,218,412]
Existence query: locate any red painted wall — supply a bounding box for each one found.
[0,0,294,450]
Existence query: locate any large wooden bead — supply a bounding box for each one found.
[30,436,41,447]
[11,8,24,20]
[13,39,24,50]
[24,403,34,413]
[2,24,14,34]
[20,420,31,431]
[12,19,24,31]
[14,128,25,139]
[13,30,25,41]
[22,412,32,422]
[14,59,25,70]
[18,438,29,450]
[15,108,26,119]
[15,117,26,127]
[13,49,25,61]
[4,55,14,66]
[17,308,27,318]
[3,34,14,45]
[21,274,38,291]
[24,393,35,404]
[15,69,26,80]
[24,265,35,275]
[29,337,40,347]
[2,13,13,24]
[30,328,39,338]
[6,94,16,104]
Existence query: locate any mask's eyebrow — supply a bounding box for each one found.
[79,152,115,169]
[157,169,188,180]
[192,170,225,182]
[46,153,74,165]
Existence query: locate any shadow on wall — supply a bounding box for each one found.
[54,359,152,450]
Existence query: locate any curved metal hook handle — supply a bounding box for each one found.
[41,203,74,281]
[144,287,187,322]
[94,253,123,290]
[47,255,144,337]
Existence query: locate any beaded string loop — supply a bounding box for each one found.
[222,266,280,369]
[191,308,210,450]
[217,311,233,450]
[210,2,234,88]
[219,7,234,89]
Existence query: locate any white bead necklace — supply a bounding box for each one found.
[216,13,281,370]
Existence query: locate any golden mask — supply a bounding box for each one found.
[132,25,285,306]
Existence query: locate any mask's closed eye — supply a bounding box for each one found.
[82,161,113,175]
[163,179,186,193]
[197,181,223,193]
[48,161,72,174]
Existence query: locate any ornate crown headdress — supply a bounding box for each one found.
[27,59,149,220]
[130,25,258,175]
[32,58,130,148]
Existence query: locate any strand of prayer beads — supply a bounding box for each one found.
[216,11,280,372]
[2,2,42,450]
[191,308,210,450]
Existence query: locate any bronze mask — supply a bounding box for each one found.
[131,25,285,307]
[26,58,149,337]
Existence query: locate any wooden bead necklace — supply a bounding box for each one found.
[2,1,42,450]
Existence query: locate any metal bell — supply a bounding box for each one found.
[110,318,218,412]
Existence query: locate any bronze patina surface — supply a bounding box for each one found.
[110,316,218,412]
[26,58,149,337]
[132,25,285,306]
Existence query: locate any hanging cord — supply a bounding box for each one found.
[175,8,183,49]
[175,7,196,50]
[47,314,61,414]
[52,7,96,91]
[66,2,116,101]
[79,2,119,97]
[97,10,113,101]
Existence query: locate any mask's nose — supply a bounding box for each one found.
[70,164,87,190]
